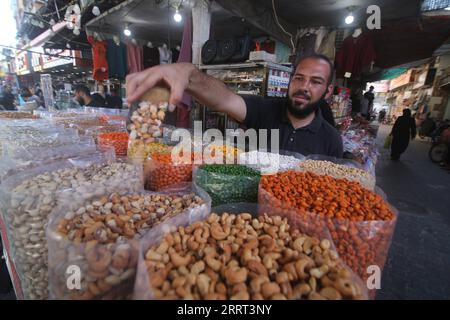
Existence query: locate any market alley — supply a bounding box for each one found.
[375,124,450,299]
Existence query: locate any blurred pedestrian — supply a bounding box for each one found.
[390,108,416,160]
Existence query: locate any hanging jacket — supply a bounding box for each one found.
[318,30,337,61]
[335,32,376,79]
[88,36,109,81]
[106,39,128,79]
[143,46,160,68]
[127,42,144,74]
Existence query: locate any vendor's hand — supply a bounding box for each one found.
[126,62,196,111]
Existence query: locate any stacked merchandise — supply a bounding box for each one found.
[330,87,351,125]
[341,120,379,175]
[34,109,127,153]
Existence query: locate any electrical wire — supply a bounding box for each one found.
[271,0,295,52]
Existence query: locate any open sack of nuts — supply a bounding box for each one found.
[193,164,261,207]
[0,137,98,183]
[98,132,130,157]
[298,155,376,191]
[258,171,398,298]
[0,156,143,300]
[202,143,242,164]
[145,152,196,191]
[46,183,211,300]
[238,150,305,175]
[128,141,172,163]
[0,111,38,119]
[133,211,367,300]
[0,127,80,158]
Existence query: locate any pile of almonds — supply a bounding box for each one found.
[49,192,206,300]
[140,213,366,300]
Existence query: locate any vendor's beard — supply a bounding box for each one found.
[286,91,326,119]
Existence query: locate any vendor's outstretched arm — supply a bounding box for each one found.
[126,63,246,122]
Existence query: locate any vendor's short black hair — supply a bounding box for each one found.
[74,84,91,96]
[294,53,335,85]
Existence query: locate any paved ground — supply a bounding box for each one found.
[375,124,450,299]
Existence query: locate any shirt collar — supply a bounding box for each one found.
[281,102,324,134]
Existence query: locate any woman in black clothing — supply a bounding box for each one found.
[390,108,416,160]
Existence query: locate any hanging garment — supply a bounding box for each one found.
[335,32,376,79]
[171,48,180,63]
[106,39,128,79]
[176,14,193,128]
[158,46,172,64]
[87,36,108,81]
[314,27,328,52]
[295,33,317,64]
[127,42,143,74]
[318,30,337,61]
[143,46,160,68]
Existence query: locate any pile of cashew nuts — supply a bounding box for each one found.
[141,212,366,300]
[48,192,206,300]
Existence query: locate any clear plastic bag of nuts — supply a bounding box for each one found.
[46,183,211,300]
[133,202,368,300]
[0,137,97,183]
[258,174,398,299]
[0,153,143,300]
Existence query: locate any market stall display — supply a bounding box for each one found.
[341,123,379,174]
[194,164,261,206]
[0,160,143,300]
[258,171,397,295]
[134,212,367,300]
[0,83,393,302]
[47,187,209,300]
